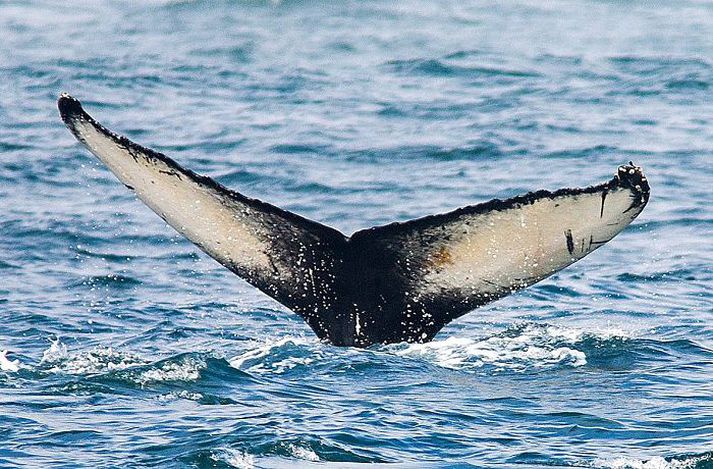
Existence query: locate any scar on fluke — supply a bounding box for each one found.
[600,190,607,218]
[57,93,651,347]
[564,229,575,256]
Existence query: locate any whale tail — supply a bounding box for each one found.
[58,93,350,340]
[347,163,649,344]
[58,94,650,347]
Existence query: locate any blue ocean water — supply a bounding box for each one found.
[1,0,712,467]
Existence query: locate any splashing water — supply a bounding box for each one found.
[387,323,593,371]
[0,350,21,372]
[211,449,256,469]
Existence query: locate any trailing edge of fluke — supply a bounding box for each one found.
[58,93,650,347]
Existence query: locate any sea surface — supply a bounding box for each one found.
[1,1,712,468]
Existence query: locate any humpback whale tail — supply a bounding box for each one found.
[58,94,650,347]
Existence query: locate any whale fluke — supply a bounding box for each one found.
[58,94,650,347]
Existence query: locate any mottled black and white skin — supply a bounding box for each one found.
[58,94,650,347]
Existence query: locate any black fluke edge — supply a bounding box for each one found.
[616,162,650,205]
[57,93,85,121]
[618,162,650,191]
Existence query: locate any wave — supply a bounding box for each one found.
[40,337,68,364]
[36,339,210,387]
[211,448,256,469]
[385,58,540,79]
[71,274,143,290]
[18,323,712,384]
[511,451,713,469]
[609,56,711,75]
[0,350,22,372]
[227,322,713,378]
[226,324,641,376]
[592,454,711,469]
[384,323,596,372]
[587,451,713,469]
[40,339,146,375]
[73,247,135,263]
[211,442,321,468]
[229,336,327,374]
[344,143,506,162]
[605,55,712,96]
[128,355,208,386]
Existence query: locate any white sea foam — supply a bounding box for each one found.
[287,443,319,462]
[47,347,145,375]
[385,323,621,371]
[48,347,146,374]
[229,336,323,374]
[41,338,146,375]
[157,390,204,402]
[230,336,312,367]
[39,336,207,385]
[592,454,710,469]
[211,449,255,469]
[0,350,21,372]
[40,337,68,364]
[226,325,631,375]
[136,357,206,386]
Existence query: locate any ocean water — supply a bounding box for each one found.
[1,0,712,467]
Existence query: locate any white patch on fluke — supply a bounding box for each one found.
[418,185,642,299]
[69,117,272,273]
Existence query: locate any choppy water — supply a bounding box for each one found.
[1,1,713,467]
